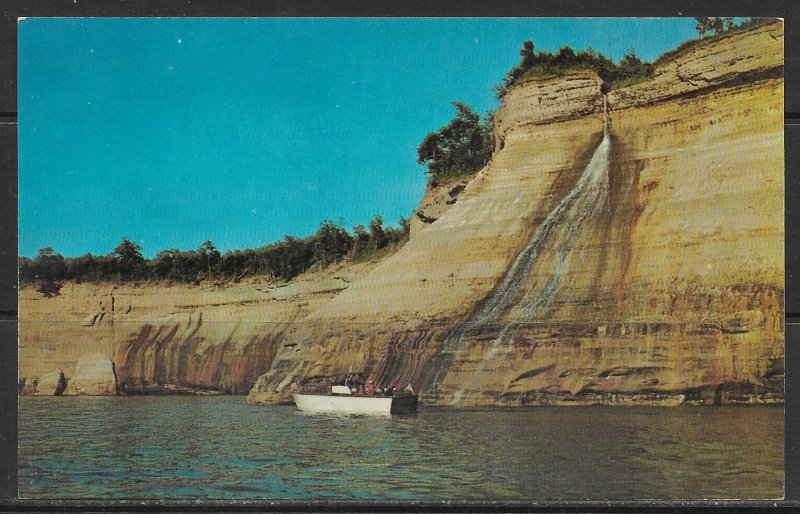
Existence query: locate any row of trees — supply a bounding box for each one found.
[19,241,149,293]
[19,215,410,293]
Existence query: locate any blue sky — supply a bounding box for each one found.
[19,18,699,258]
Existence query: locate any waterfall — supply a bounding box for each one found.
[442,96,612,404]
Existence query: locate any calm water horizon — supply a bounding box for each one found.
[18,396,783,500]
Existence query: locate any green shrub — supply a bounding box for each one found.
[417,102,493,184]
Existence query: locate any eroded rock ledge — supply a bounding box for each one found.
[494,71,603,149]
[608,21,783,110]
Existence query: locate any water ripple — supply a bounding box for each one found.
[19,397,783,500]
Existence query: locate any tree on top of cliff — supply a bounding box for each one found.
[111,238,145,279]
[695,17,736,38]
[494,39,662,96]
[417,102,493,185]
[313,220,353,266]
[694,17,713,38]
[604,49,654,90]
[494,41,625,97]
[32,247,67,281]
[198,240,221,278]
[112,238,143,262]
[368,215,386,251]
[23,247,67,297]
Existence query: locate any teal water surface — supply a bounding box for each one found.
[18,396,783,500]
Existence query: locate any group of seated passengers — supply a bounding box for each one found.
[328,374,394,396]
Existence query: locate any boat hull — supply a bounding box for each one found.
[293,393,418,415]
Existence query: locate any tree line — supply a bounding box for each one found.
[19,215,410,295]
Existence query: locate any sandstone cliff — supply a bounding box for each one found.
[19,261,382,394]
[19,21,784,406]
[248,21,784,406]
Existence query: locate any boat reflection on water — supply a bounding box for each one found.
[292,372,418,415]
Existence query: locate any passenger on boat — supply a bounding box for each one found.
[353,373,365,394]
[367,380,376,396]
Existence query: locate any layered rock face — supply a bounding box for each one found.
[249,22,784,406]
[111,264,383,394]
[19,262,381,394]
[249,72,609,404]
[437,22,785,406]
[19,21,784,405]
[608,22,783,109]
[410,176,470,236]
[309,72,605,324]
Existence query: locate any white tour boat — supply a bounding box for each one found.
[292,373,418,415]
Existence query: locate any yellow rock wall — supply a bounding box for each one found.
[312,72,605,323]
[20,21,784,406]
[249,21,784,406]
[19,262,379,394]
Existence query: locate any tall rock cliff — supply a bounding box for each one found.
[248,21,784,406]
[19,21,784,405]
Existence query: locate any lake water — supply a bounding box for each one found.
[18,396,783,500]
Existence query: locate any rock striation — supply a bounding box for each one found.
[494,71,604,147]
[411,177,469,237]
[19,264,381,395]
[607,22,783,110]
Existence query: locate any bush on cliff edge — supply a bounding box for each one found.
[417,102,494,186]
[494,41,654,97]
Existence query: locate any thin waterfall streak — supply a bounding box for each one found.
[440,97,612,404]
[480,133,609,323]
[449,324,513,405]
[525,173,609,317]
